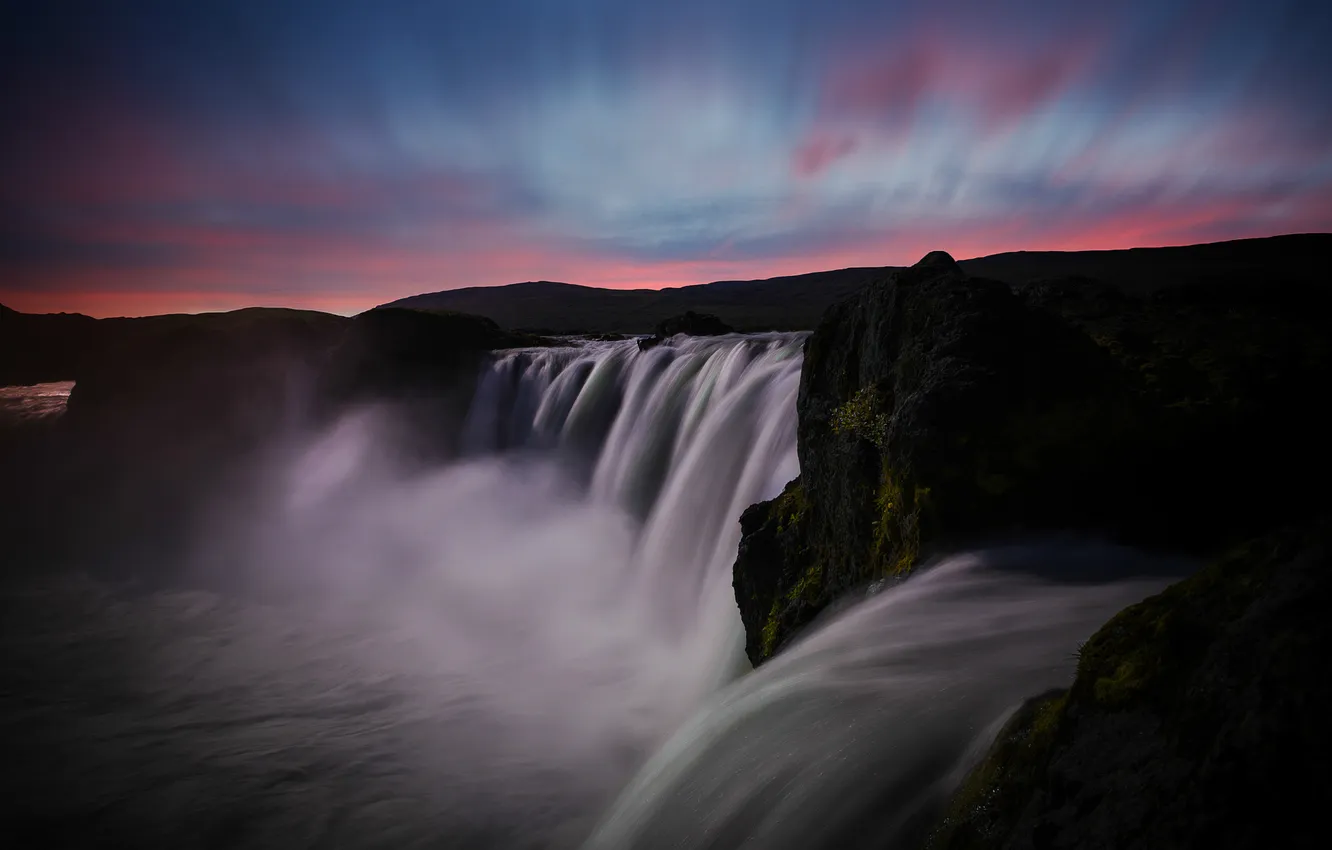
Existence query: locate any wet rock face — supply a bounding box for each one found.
[926,518,1332,850]
[732,248,1332,666]
[734,252,1123,664]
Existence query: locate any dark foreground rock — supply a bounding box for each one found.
[926,518,1332,850]
[735,252,1128,663]
[0,303,101,386]
[734,250,1332,664]
[728,245,1332,848]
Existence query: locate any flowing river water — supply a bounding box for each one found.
[0,335,1183,848]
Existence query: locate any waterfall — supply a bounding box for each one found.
[0,334,1183,850]
[184,332,809,845]
[582,544,1185,850]
[461,334,806,647]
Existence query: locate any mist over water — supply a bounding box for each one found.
[0,335,1184,848]
[2,335,803,847]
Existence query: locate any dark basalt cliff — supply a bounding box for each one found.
[736,252,1125,662]
[730,248,1332,847]
[734,250,1332,665]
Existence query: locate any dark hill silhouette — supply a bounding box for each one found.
[3,233,1327,382]
[381,268,890,333]
[959,232,1329,293]
[382,233,1330,333]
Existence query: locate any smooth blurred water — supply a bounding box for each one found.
[0,335,806,848]
[0,336,1181,849]
[583,545,1183,850]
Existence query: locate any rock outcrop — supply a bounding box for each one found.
[733,251,1332,664]
[0,303,103,386]
[638,311,735,349]
[735,252,1125,663]
[730,246,1332,847]
[654,310,734,338]
[926,517,1332,850]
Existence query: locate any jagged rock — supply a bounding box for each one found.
[732,249,1332,665]
[926,518,1332,850]
[734,251,1125,664]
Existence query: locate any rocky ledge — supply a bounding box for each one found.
[734,250,1332,665]
[730,248,1332,847]
[927,517,1331,850]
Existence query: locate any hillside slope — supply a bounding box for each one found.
[380,234,1329,333]
[382,268,891,333]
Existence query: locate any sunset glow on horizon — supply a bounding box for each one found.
[3,0,1331,317]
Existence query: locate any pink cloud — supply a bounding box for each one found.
[825,41,938,120]
[6,56,1330,320]
[816,33,1101,133]
[792,135,858,177]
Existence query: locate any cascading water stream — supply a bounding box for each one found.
[581,545,1185,850]
[460,334,805,653]
[0,333,1184,850]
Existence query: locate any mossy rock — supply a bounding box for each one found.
[733,249,1332,666]
[926,518,1332,850]
[734,251,1131,664]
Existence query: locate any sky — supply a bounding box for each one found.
[2,0,1330,317]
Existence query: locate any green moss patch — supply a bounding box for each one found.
[926,690,1070,850]
[872,470,922,576]
[830,386,888,448]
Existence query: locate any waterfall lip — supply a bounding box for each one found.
[464,331,807,466]
[495,329,809,353]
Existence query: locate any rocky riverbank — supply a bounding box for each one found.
[729,248,1332,846]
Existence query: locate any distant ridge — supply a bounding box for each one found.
[960,232,1330,293]
[381,267,891,333]
[382,233,1330,333]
